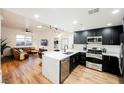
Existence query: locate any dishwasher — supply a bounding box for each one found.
[60,57,70,83]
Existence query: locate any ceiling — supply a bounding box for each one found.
[1,8,124,32]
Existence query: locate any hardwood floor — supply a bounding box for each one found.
[1,55,123,84]
[64,65,123,84]
[1,55,51,84]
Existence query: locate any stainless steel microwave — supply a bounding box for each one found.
[87,36,102,44]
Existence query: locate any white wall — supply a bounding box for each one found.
[1,26,73,56]
[2,26,37,55]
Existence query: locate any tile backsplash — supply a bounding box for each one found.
[103,45,121,54]
[73,44,87,50]
[73,44,121,54]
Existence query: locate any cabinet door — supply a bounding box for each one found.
[103,55,120,76]
[70,56,75,73]
[112,26,123,45]
[87,30,94,36]
[102,28,113,45]
[87,29,102,36]
[102,56,109,72]
[102,26,123,45]
[70,55,77,73]
[74,32,80,44]
[70,54,79,73]
[79,52,86,66]
[109,56,120,76]
[81,31,88,44]
[74,32,83,44]
[95,29,102,36]
[111,28,119,45]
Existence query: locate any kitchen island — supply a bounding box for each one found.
[42,50,80,84]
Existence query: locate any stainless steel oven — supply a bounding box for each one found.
[86,48,103,71]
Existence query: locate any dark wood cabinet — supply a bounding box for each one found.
[74,31,88,44]
[102,26,123,45]
[74,25,123,45]
[87,29,102,36]
[74,31,82,44]
[79,52,86,66]
[70,52,86,73]
[102,28,113,45]
[81,31,88,44]
[95,29,102,36]
[103,55,121,76]
[70,53,80,73]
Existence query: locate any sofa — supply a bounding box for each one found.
[19,47,36,54]
[11,47,36,60]
[11,48,29,60]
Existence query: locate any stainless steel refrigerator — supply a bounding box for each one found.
[120,33,124,78]
[119,18,124,80]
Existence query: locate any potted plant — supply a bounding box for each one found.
[1,39,11,58]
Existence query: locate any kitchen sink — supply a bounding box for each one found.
[63,52,74,55]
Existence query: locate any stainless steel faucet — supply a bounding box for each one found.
[64,45,68,52]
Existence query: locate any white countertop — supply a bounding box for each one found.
[43,49,86,60]
[102,52,120,58]
[43,48,120,60]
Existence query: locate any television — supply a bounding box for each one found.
[41,39,48,46]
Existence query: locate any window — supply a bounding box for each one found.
[25,36,32,45]
[16,35,32,46]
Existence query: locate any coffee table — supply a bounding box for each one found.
[30,50,38,54]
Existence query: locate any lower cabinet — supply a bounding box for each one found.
[70,52,86,73]
[70,53,80,73]
[79,52,86,66]
[103,55,121,76]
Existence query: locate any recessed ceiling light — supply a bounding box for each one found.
[107,23,112,26]
[54,25,57,27]
[34,14,40,19]
[36,25,42,28]
[73,20,77,25]
[112,9,120,14]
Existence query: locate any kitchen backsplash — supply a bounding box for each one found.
[73,44,120,54]
[73,44,87,50]
[103,45,121,54]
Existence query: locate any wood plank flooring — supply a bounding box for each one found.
[1,55,123,84]
[1,55,51,84]
[64,65,123,84]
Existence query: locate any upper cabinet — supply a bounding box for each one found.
[74,25,123,45]
[81,31,89,44]
[74,31,88,44]
[102,26,123,45]
[74,31,82,44]
[87,29,102,36]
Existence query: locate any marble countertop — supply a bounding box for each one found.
[43,48,120,60]
[102,52,120,58]
[43,49,86,60]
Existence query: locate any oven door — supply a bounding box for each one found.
[86,61,102,71]
[86,53,103,71]
[86,57,103,64]
[86,53,102,60]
